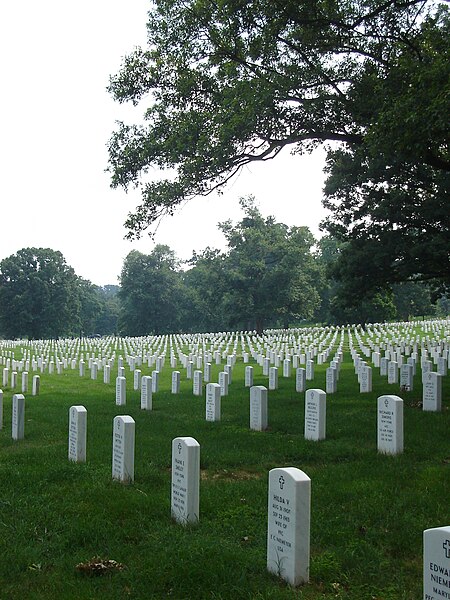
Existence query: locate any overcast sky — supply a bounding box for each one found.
[0,1,329,287]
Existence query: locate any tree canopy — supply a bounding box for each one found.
[119,245,184,335]
[0,248,80,339]
[108,0,449,233]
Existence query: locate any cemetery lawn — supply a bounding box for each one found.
[0,353,448,599]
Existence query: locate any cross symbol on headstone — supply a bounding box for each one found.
[443,539,450,558]
[177,442,182,454]
[279,476,285,490]
[384,399,389,408]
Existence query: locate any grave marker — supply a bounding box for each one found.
[250,386,268,431]
[245,365,254,388]
[141,375,153,410]
[423,525,450,600]
[304,389,326,441]
[269,367,278,390]
[193,370,203,396]
[112,416,135,484]
[171,436,200,525]
[133,369,141,391]
[423,372,442,412]
[68,405,87,462]
[116,376,126,406]
[296,368,306,393]
[21,372,28,393]
[172,371,181,394]
[267,467,311,587]
[32,375,40,396]
[206,383,221,421]
[377,395,403,455]
[12,394,25,441]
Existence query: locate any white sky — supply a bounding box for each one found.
[0,1,329,287]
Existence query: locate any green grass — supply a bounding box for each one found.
[0,331,448,599]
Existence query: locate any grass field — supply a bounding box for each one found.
[0,327,448,599]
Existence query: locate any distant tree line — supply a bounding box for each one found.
[0,201,444,339]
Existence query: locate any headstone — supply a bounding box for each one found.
[193,370,203,396]
[91,362,98,380]
[388,361,399,384]
[245,365,254,388]
[141,375,153,410]
[400,364,413,391]
[360,365,372,393]
[304,389,326,441]
[32,375,40,396]
[306,360,314,381]
[171,436,200,525]
[267,467,311,587]
[187,361,194,379]
[104,364,111,384]
[79,360,85,377]
[133,369,141,391]
[423,372,442,412]
[21,372,29,393]
[68,405,87,463]
[12,393,25,440]
[250,386,268,431]
[325,367,337,394]
[437,356,448,377]
[218,371,229,396]
[206,383,221,421]
[204,362,211,383]
[112,416,135,484]
[296,368,306,393]
[283,359,292,378]
[269,367,278,390]
[224,364,232,385]
[2,368,9,387]
[377,395,403,455]
[172,371,181,394]
[423,525,450,600]
[152,370,159,393]
[116,376,126,406]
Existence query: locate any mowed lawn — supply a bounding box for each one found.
[0,334,448,599]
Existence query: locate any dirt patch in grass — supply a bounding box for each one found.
[201,469,262,481]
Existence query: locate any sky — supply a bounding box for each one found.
[0,1,329,287]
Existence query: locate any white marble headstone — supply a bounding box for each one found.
[68,405,87,462]
[112,415,135,484]
[250,386,268,431]
[171,436,200,525]
[423,525,450,600]
[206,383,221,422]
[12,393,25,440]
[377,395,403,454]
[141,375,152,410]
[267,467,310,587]
[304,389,326,441]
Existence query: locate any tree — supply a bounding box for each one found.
[94,285,120,334]
[107,0,449,242]
[0,248,80,339]
[322,8,450,301]
[77,278,102,336]
[182,248,228,332]
[218,198,322,332]
[119,246,184,335]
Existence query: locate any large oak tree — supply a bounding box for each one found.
[108,0,449,299]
